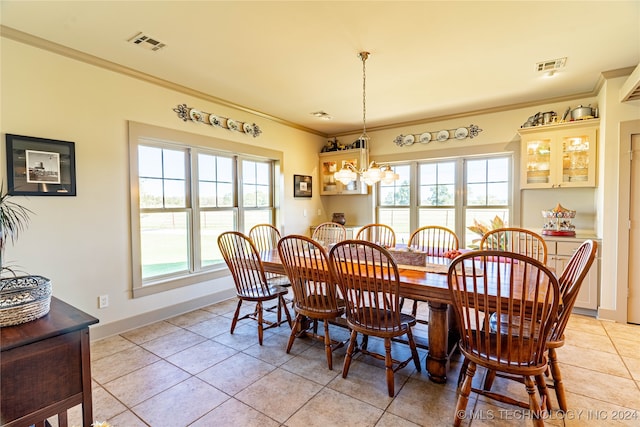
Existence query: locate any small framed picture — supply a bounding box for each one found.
[5,134,77,196]
[293,174,312,198]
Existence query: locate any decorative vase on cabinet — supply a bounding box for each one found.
[332,213,346,225]
[318,148,368,195]
[518,119,598,189]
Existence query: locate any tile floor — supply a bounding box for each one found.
[59,297,640,426]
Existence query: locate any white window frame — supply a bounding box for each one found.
[376,143,516,249]
[128,122,283,297]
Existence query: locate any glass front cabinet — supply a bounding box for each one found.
[518,120,598,189]
[318,148,369,195]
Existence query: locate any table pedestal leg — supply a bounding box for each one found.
[426,301,449,383]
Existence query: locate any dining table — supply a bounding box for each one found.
[259,248,458,384]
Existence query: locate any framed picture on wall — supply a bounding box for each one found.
[5,134,77,196]
[293,174,312,198]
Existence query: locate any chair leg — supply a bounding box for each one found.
[280,295,293,328]
[361,334,369,351]
[535,373,552,413]
[257,301,264,345]
[548,347,567,412]
[342,330,358,379]
[405,328,422,372]
[483,369,496,391]
[454,359,475,427]
[384,337,395,397]
[230,299,243,334]
[457,357,470,391]
[524,375,545,427]
[286,315,302,354]
[411,300,419,317]
[323,320,333,370]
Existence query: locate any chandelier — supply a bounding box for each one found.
[333,52,399,186]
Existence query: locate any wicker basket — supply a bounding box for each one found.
[0,275,52,327]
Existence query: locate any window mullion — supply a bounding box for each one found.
[190,148,201,273]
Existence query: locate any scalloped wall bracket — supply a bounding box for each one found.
[394,124,482,147]
[173,104,262,137]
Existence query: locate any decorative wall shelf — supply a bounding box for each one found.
[393,124,482,147]
[173,104,262,137]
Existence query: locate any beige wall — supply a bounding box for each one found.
[1,38,325,337]
[2,36,638,337]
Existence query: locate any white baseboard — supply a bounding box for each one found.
[89,288,236,341]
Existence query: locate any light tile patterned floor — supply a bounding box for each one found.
[58,297,640,426]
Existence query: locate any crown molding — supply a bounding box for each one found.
[0,25,325,137]
[2,25,634,140]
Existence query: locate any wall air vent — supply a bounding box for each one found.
[128,32,166,52]
[536,57,567,72]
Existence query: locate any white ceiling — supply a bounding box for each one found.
[2,1,639,136]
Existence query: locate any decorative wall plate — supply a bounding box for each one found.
[243,122,254,134]
[436,130,450,142]
[419,132,432,144]
[209,114,222,126]
[227,119,239,131]
[189,109,203,122]
[454,127,469,139]
[403,134,415,146]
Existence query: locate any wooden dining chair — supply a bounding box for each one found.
[480,227,548,264]
[217,231,292,345]
[312,222,347,247]
[249,223,292,294]
[328,240,421,397]
[483,240,597,412]
[277,235,346,369]
[403,225,460,316]
[447,250,560,426]
[355,223,396,248]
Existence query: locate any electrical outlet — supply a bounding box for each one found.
[98,295,109,309]
[317,209,322,216]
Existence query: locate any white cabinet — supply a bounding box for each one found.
[518,120,598,189]
[318,148,368,195]
[544,237,601,311]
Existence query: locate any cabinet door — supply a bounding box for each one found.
[519,121,598,189]
[319,149,368,195]
[558,127,597,187]
[522,134,554,188]
[552,241,599,310]
[573,259,599,310]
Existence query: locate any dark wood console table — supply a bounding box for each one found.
[1,297,99,427]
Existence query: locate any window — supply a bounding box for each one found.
[377,154,512,249]
[463,157,510,248]
[418,161,456,232]
[129,122,282,297]
[378,165,411,243]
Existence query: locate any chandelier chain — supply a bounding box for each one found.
[359,51,369,141]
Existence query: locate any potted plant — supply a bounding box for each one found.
[0,184,52,327]
[0,184,32,276]
[466,215,506,249]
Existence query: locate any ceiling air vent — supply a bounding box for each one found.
[536,57,567,73]
[311,111,333,120]
[128,32,166,52]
